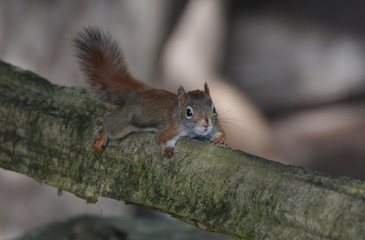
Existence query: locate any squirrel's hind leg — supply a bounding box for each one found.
[94,125,135,154]
[94,110,134,154]
[94,135,108,154]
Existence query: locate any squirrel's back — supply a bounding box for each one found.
[73,27,152,105]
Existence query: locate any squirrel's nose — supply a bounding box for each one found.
[202,118,209,128]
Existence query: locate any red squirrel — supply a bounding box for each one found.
[73,27,226,157]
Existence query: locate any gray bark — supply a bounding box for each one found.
[0,60,364,240]
[15,215,231,240]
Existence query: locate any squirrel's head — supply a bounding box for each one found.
[178,83,217,136]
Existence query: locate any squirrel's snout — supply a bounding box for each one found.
[200,118,211,131]
[202,117,209,127]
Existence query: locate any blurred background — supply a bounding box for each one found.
[1,0,365,239]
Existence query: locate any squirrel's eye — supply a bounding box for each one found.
[213,106,216,115]
[186,106,193,119]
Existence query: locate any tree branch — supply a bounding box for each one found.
[0,60,364,240]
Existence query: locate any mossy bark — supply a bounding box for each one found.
[0,60,364,240]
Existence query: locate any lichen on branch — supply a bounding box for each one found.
[0,60,364,240]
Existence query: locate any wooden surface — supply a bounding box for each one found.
[1,60,364,239]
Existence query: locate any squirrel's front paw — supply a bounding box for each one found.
[162,147,174,158]
[94,135,106,154]
[211,136,227,146]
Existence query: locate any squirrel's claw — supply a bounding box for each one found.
[162,147,174,158]
[94,135,106,154]
[210,136,227,146]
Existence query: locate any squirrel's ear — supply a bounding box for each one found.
[178,85,187,104]
[204,82,210,96]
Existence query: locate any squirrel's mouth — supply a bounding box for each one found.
[195,125,212,136]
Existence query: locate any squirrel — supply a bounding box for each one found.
[73,27,226,157]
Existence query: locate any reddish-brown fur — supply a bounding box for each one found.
[211,125,226,144]
[159,119,180,157]
[74,27,227,157]
[74,27,152,105]
[88,45,150,94]
[94,135,106,154]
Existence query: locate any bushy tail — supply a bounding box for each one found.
[73,26,152,105]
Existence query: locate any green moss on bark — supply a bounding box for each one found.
[1,60,365,240]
